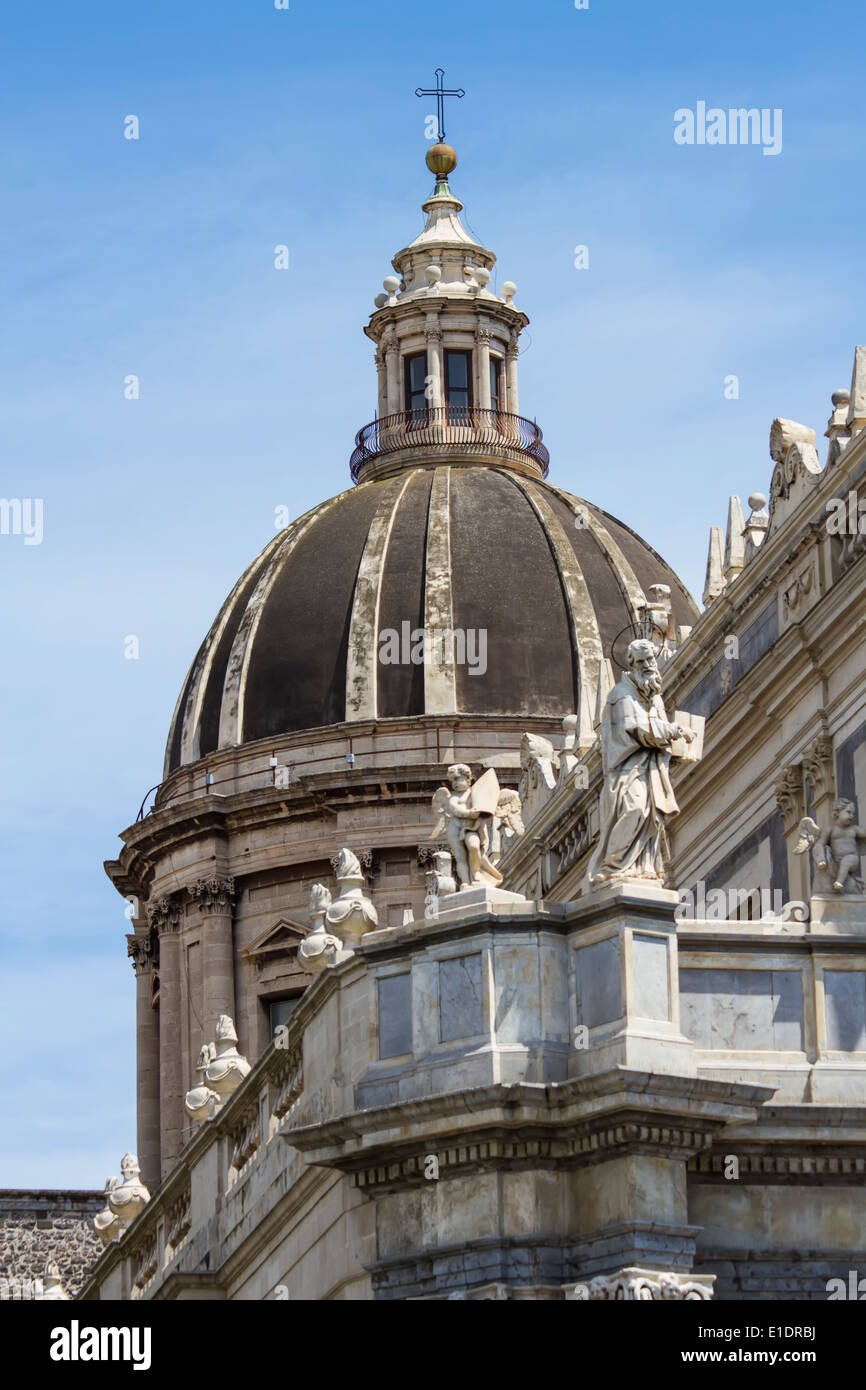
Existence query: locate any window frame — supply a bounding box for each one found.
[443,348,473,419]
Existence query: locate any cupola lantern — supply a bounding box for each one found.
[350,78,546,482]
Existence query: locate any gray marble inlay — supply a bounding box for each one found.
[439,954,484,1042]
[824,971,866,1051]
[679,968,803,1050]
[575,937,621,1029]
[378,973,413,1059]
[632,933,670,1021]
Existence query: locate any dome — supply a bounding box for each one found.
[164,464,698,774]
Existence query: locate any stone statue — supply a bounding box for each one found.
[587,639,700,887]
[184,1015,251,1124]
[93,1156,150,1242]
[795,799,866,894]
[431,765,524,890]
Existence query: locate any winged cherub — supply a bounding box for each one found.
[795,798,866,894]
[431,765,524,890]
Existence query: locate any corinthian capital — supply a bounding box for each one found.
[775,765,805,835]
[126,932,156,975]
[188,876,236,913]
[803,734,835,808]
[146,894,182,935]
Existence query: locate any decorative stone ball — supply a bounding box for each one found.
[383,275,400,295]
[425,263,442,285]
[748,492,767,512]
[425,141,458,176]
[373,292,388,308]
[832,388,851,406]
[501,280,517,301]
[474,266,491,286]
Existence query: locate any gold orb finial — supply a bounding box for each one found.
[426,142,457,177]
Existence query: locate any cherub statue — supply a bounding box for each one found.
[795,799,866,894]
[431,765,524,890]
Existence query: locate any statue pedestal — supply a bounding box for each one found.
[810,894,866,932]
[567,880,696,1078]
[432,884,532,922]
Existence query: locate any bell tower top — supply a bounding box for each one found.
[350,76,546,483]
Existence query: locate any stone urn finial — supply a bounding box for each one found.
[184,1015,251,1124]
[94,1154,150,1240]
[204,1015,251,1103]
[299,883,343,974]
[325,848,378,947]
[184,1042,218,1124]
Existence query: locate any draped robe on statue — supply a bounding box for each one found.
[588,674,682,884]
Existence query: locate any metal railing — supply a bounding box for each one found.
[349,406,550,480]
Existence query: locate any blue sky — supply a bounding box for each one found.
[2,0,864,1187]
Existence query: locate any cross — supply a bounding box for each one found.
[415,68,465,144]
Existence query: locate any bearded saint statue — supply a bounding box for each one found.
[587,639,698,886]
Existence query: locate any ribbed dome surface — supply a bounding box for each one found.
[165,465,698,774]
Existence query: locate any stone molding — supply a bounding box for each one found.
[552,809,596,876]
[165,1186,191,1259]
[690,1151,866,1181]
[272,1046,304,1122]
[350,1123,714,1191]
[228,1102,261,1178]
[131,1229,158,1298]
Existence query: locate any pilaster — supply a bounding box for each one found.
[147,892,184,1178]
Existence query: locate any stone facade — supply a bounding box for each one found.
[80,136,866,1301]
[0,1191,103,1298]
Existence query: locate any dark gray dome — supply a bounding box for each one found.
[165,464,698,774]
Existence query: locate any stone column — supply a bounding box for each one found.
[147,893,184,1179]
[127,927,160,1194]
[425,317,443,408]
[383,326,400,416]
[375,346,388,419]
[189,876,237,1039]
[476,324,492,410]
[505,332,520,415]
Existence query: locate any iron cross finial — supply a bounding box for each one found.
[414,68,465,144]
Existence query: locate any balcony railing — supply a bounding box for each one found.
[349,407,550,481]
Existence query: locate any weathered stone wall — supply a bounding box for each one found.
[0,1190,103,1297]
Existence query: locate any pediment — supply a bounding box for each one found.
[242,916,309,963]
